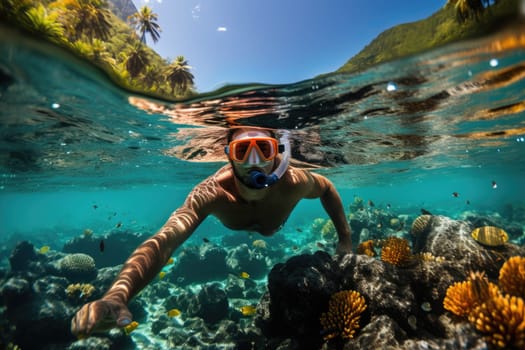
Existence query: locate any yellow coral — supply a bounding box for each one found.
[66,283,96,299]
[357,240,376,257]
[319,290,367,341]
[443,271,500,317]
[380,237,412,266]
[320,220,336,240]
[252,239,267,249]
[469,294,525,349]
[498,256,525,298]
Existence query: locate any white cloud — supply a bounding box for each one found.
[217,26,227,32]
[192,4,201,19]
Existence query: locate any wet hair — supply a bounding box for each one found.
[226,127,277,144]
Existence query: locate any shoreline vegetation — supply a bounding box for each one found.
[0,0,520,100]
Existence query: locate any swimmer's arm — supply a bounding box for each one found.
[102,190,212,305]
[304,172,352,251]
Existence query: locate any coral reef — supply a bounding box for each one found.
[443,271,500,317]
[380,237,413,266]
[498,256,525,298]
[356,239,376,257]
[319,290,367,340]
[65,283,96,300]
[469,294,525,349]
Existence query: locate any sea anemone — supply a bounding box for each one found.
[319,290,367,341]
[357,240,376,257]
[380,237,412,266]
[469,294,525,349]
[443,271,500,317]
[498,256,525,298]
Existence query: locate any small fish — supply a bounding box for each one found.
[492,180,497,189]
[466,200,470,205]
[167,308,181,317]
[83,229,93,237]
[421,208,433,215]
[296,228,303,232]
[316,242,325,248]
[239,305,257,316]
[377,223,382,229]
[239,271,250,279]
[158,271,166,280]
[166,257,174,265]
[292,245,298,251]
[202,238,210,243]
[39,245,50,254]
[115,222,122,228]
[368,200,375,207]
[99,240,105,253]
[123,321,139,335]
[386,204,391,209]
[452,192,459,198]
[92,205,98,209]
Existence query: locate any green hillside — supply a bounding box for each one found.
[337,0,520,74]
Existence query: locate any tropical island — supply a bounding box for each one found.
[0,0,520,100]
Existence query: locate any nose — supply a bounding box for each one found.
[246,147,262,164]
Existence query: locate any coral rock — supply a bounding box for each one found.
[471,226,508,247]
[319,290,367,340]
[57,253,97,282]
[498,256,525,298]
[356,240,376,257]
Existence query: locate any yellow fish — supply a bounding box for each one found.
[39,246,50,254]
[239,271,250,279]
[123,321,139,335]
[167,308,181,317]
[166,257,174,265]
[239,305,257,316]
[158,271,166,279]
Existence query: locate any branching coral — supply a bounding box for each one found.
[319,290,367,341]
[66,283,96,300]
[357,240,376,257]
[443,271,500,317]
[469,294,525,349]
[498,256,525,298]
[380,237,413,266]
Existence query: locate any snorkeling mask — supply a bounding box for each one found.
[225,130,291,189]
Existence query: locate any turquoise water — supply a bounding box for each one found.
[1,24,524,254]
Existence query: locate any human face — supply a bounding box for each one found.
[228,130,277,174]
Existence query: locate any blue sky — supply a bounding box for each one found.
[133,0,446,92]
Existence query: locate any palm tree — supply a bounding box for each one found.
[123,46,150,78]
[165,56,194,94]
[22,4,65,41]
[446,0,485,23]
[128,5,161,45]
[61,0,112,42]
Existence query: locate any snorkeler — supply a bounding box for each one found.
[71,127,353,337]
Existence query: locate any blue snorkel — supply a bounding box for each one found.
[247,130,291,189]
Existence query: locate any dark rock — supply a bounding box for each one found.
[261,251,340,347]
[169,245,228,284]
[0,276,31,303]
[9,241,37,271]
[188,282,229,324]
[226,243,270,279]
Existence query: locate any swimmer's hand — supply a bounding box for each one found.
[71,298,132,339]
[336,237,353,256]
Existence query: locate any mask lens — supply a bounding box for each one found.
[233,141,250,161]
[229,137,277,162]
[256,140,274,159]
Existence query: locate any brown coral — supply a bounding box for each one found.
[319,290,367,341]
[469,294,525,349]
[444,271,500,317]
[380,237,412,266]
[499,256,525,298]
[357,240,376,257]
[65,283,96,300]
